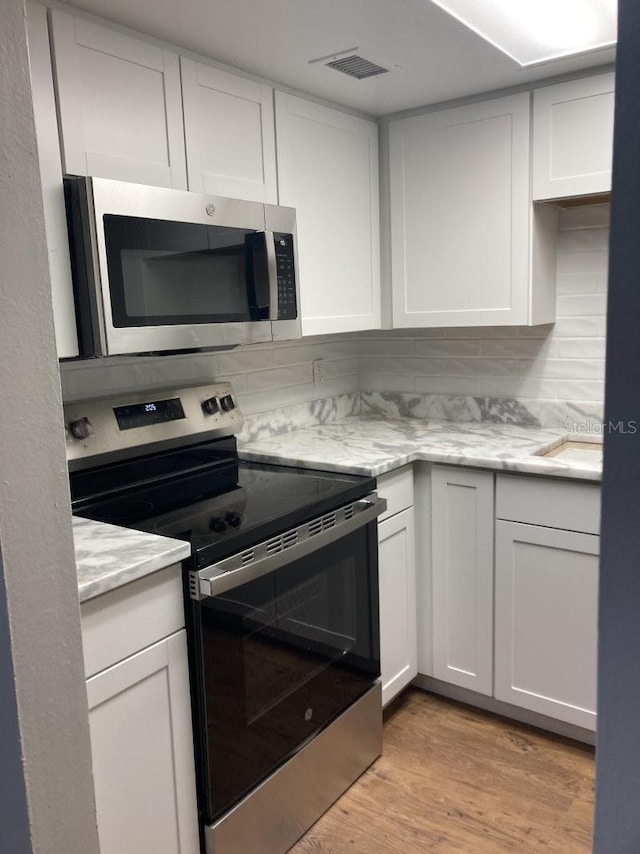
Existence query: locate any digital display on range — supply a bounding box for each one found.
[113,398,186,431]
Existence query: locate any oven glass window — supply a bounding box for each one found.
[197,524,379,822]
[103,215,270,326]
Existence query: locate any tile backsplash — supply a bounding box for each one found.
[60,335,362,423]
[59,205,609,435]
[358,205,608,412]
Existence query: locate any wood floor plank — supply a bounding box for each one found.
[290,688,595,853]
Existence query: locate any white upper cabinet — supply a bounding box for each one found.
[533,73,615,201]
[181,59,277,203]
[26,1,78,358]
[389,93,555,328]
[275,93,380,336]
[50,9,187,188]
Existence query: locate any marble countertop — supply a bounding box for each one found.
[73,516,191,603]
[239,416,603,482]
[72,414,601,602]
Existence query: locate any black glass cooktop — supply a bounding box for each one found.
[72,444,375,567]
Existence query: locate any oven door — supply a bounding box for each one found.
[189,496,384,825]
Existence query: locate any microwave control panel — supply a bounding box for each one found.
[275,234,297,320]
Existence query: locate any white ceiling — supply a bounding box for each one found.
[65,0,616,117]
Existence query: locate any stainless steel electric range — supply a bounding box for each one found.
[66,383,385,854]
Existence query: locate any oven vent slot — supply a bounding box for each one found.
[322,513,337,530]
[309,511,340,537]
[264,529,300,557]
[282,531,299,549]
[241,550,254,565]
[308,519,324,537]
[344,505,354,520]
[266,540,283,556]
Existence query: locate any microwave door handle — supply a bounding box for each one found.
[247,231,278,320]
[263,230,278,321]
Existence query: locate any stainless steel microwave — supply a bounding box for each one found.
[64,176,302,356]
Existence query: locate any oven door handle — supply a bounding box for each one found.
[191,492,387,600]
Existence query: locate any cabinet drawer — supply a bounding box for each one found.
[496,474,601,534]
[377,465,414,521]
[81,564,185,678]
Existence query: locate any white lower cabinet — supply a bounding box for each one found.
[376,466,417,706]
[81,566,199,854]
[378,508,417,706]
[427,468,599,735]
[430,466,494,696]
[494,521,599,729]
[87,631,200,854]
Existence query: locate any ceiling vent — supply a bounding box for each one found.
[325,54,389,80]
[310,48,391,80]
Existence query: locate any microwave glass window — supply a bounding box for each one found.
[103,215,269,326]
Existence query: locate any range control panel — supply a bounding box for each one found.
[65,382,243,469]
[275,233,297,321]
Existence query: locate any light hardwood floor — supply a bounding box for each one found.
[291,688,595,853]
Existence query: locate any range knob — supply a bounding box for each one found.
[209,516,227,533]
[225,511,242,528]
[69,417,93,440]
[202,396,220,416]
[220,394,235,412]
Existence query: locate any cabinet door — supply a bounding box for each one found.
[378,508,417,706]
[86,631,199,854]
[533,73,615,200]
[50,9,187,188]
[431,466,494,695]
[494,521,599,730]
[275,92,380,335]
[181,59,277,203]
[26,1,78,357]
[389,93,531,327]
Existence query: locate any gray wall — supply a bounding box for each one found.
[0,549,31,854]
[0,1,99,851]
[594,0,640,849]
